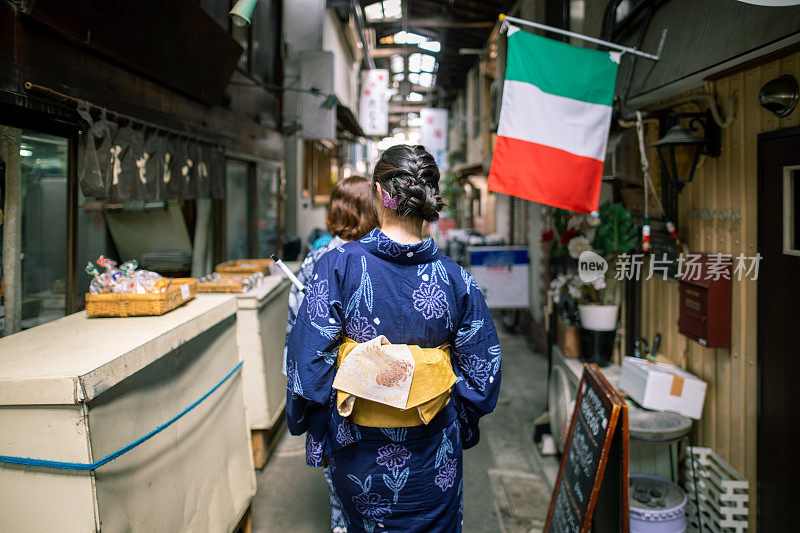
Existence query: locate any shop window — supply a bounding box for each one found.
[75,191,113,311]
[784,166,800,256]
[225,158,281,259]
[256,164,280,257]
[303,140,339,205]
[226,159,254,259]
[19,132,68,329]
[471,70,481,139]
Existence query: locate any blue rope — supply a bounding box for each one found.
[0,360,244,471]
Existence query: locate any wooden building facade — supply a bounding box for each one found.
[0,0,284,335]
[637,48,800,531]
[601,1,800,529]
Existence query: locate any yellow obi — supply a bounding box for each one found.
[334,337,457,428]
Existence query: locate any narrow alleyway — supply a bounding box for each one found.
[252,323,550,532]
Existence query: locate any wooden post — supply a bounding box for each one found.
[1,126,22,336]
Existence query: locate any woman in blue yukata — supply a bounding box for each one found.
[286,145,502,532]
[286,175,379,533]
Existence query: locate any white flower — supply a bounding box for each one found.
[592,276,607,290]
[587,213,601,227]
[568,236,592,259]
[567,215,584,230]
[568,285,583,299]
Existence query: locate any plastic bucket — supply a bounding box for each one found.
[630,474,687,533]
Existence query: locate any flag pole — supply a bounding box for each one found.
[499,14,666,61]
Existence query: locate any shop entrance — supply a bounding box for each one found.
[757,127,800,531]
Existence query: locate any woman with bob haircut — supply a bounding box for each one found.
[285,174,379,533]
[286,145,502,532]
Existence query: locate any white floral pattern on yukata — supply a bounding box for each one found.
[412,281,448,319]
[306,279,330,320]
[346,315,377,342]
[306,435,324,466]
[348,474,393,533]
[337,419,361,446]
[456,353,494,391]
[434,429,458,492]
[376,232,405,257]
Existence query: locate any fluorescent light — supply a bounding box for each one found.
[418,41,441,53]
[383,0,401,19]
[364,3,384,21]
[409,53,422,72]
[393,31,427,45]
[365,0,402,21]
[418,72,434,87]
[407,92,424,102]
[390,54,404,73]
[19,149,33,157]
[420,54,436,72]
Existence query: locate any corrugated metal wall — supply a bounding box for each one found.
[639,50,800,530]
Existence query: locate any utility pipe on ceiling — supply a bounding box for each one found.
[351,0,376,69]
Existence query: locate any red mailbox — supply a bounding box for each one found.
[678,254,732,348]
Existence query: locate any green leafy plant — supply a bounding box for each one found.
[440,171,464,221]
[592,202,638,257]
[591,202,638,305]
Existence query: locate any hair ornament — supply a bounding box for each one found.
[381,188,398,210]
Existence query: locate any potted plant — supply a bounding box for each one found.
[576,202,638,364]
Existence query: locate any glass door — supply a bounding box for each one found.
[256,163,280,258]
[225,159,254,260]
[13,131,68,330]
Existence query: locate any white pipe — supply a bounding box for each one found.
[500,14,666,61]
[271,255,305,292]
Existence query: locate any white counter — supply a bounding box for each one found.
[233,275,292,431]
[0,295,255,532]
[0,294,238,404]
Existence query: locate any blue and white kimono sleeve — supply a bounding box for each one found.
[449,268,502,449]
[285,252,344,466]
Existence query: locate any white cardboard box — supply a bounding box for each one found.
[619,357,707,419]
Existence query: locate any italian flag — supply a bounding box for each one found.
[488,26,620,213]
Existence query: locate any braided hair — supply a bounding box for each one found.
[372,144,445,222]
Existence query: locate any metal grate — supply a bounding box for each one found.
[684,446,749,532]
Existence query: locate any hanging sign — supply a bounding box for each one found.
[544,364,629,533]
[420,108,448,153]
[359,69,389,137]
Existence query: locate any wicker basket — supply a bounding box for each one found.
[85,278,197,317]
[215,259,273,276]
[556,314,581,359]
[197,278,247,293]
[171,278,199,298]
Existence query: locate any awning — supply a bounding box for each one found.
[452,162,485,177]
[336,101,367,138]
[611,0,800,105]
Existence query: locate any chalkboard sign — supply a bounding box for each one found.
[544,364,629,533]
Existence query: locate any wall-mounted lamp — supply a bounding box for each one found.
[650,111,720,192]
[230,0,258,27]
[759,75,798,118]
